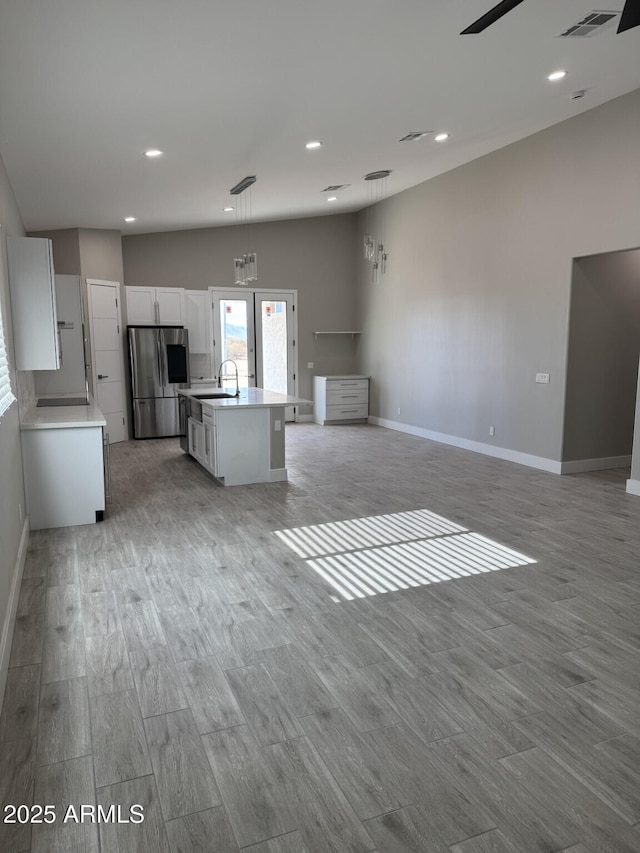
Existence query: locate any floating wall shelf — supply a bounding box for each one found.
[313,331,362,339]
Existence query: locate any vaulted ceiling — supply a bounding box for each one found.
[0,0,638,234]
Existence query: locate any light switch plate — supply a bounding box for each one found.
[536,373,550,384]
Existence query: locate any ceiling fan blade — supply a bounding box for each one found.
[617,0,640,33]
[460,0,526,34]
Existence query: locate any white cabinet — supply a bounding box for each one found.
[185,402,273,486]
[314,375,370,425]
[22,426,105,529]
[7,237,60,370]
[203,412,218,476]
[188,416,205,463]
[184,289,211,353]
[125,286,184,325]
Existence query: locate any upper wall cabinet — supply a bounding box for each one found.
[184,290,211,353]
[7,237,60,370]
[125,286,184,326]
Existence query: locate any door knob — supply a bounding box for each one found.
[98,374,109,379]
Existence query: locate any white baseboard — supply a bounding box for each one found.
[368,416,562,474]
[626,478,640,497]
[296,414,313,423]
[560,455,632,474]
[0,517,30,712]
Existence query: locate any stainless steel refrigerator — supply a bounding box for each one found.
[128,325,190,438]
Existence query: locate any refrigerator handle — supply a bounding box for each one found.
[156,332,165,392]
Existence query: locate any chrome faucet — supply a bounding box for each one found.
[217,359,240,396]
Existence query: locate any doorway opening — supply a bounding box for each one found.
[561,248,640,483]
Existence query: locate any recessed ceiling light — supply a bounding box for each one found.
[305,140,322,150]
[124,216,136,222]
[547,70,567,81]
[223,206,234,212]
[327,196,338,202]
[144,149,163,158]
[434,133,449,142]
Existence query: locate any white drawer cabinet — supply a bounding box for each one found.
[314,376,369,425]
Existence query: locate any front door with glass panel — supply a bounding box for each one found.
[212,291,256,388]
[255,292,296,420]
[210,289,297,420]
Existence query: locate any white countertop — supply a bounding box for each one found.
[179,386,311,410]
[20,393,107,430]
[315,374,370,380]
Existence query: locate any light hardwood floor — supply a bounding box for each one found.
[1,423,639,852]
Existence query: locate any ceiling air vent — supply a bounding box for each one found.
[322,185,350,192]
[557,10,619,37]
[398,132,432,142]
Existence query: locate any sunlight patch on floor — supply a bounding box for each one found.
[274,508,467,558]
[275,509,536,601]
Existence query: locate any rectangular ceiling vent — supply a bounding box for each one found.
[398,132,432,142]
[322,184,350,192]
[557,10,619,37]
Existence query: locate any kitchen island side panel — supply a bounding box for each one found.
[22,426,105,529]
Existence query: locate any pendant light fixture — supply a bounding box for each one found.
[231,175,257,286]
[364,170,390,283]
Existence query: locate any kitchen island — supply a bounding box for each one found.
[20,394,107,529]
[179,387,310,486]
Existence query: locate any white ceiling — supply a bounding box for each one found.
[0,0,638,235]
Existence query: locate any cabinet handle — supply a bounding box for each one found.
[340,394,358,398]
[103,431,112,504]
[98,374,109,379]
[341,409,359,414]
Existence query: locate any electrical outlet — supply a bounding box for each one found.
[489,426,495,436]
[536,373,550,384]
[307,362,314,369]
[397,407,401,416]
[274,419,282,431]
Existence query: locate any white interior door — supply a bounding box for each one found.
[87,279,127,443]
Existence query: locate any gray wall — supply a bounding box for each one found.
[356,90,640,464]
[30,227,81,274]
[563,250,640,463]
[0,150,27,701]
[122,213,359,405]
[78,228,125,284]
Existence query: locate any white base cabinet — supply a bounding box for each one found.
[22,426,105,529]
[186,404,287,486]
[313,376,369,424]
[200,407,271,486]
[188,417,205,464]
